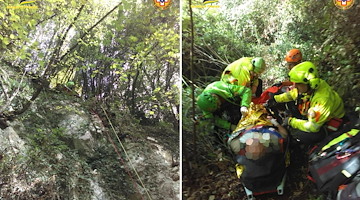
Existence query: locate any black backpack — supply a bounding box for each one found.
[336,175,360,200]
[308,128,360,197]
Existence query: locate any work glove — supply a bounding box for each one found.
[240,106,248,118]
[269,118,280,127]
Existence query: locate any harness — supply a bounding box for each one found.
[296,93,313,116]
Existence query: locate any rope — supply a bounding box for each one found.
[103,130,142,199]
[100,105,153,200]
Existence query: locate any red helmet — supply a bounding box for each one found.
[285,49,302,63]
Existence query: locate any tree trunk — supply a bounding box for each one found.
[130,65,140,115]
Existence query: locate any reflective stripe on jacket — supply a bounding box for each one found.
[274,79,345,132]
[221,57,254,87]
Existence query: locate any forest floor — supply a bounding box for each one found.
[182,139,326,200]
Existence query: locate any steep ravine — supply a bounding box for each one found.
[0,91,179,199]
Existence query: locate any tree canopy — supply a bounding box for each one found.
[1,0,180,125]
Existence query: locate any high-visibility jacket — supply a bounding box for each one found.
[274,79,345,133]
[201,81,252,130]
[221,57,259,95]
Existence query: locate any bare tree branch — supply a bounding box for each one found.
[59,3,122,62]
[43,5,86,77]
[0,70,27,113]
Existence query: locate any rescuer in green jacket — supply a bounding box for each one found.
[197,81,252,131]
[267,61,345,144]
[221,57,266,97]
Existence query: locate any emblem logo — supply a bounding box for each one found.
[333,0,355,10]
[203,0,219,4]
[7,0,37,8]
[191,0,220,8]
[20,0,36,5]
[154,0,171,10]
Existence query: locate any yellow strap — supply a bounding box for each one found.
[321,129,359,151]
[236,164,245,179]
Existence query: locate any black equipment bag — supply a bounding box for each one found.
[308,128,360,195]
[337,176,360,200]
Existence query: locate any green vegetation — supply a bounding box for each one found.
[182,0,359,199]
[1,0,179,199]
[25,127,93,199]
[183,0,359,109]
[1,0,179,124]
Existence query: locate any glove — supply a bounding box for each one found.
[282,117,292,127]
[270,118,280,126]
[266,93,277,107]
[240,106,248,117]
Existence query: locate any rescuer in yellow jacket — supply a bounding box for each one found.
[267,61,345,144]
[221,57,266,97]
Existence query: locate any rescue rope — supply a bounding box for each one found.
[101,105,153,200]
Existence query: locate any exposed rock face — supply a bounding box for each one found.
[126,136,180,200]
[0,92,179,199]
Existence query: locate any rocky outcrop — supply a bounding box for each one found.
[0,92,179,199]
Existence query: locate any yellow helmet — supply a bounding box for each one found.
[251,57,266,74]
[289,61,320,89]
